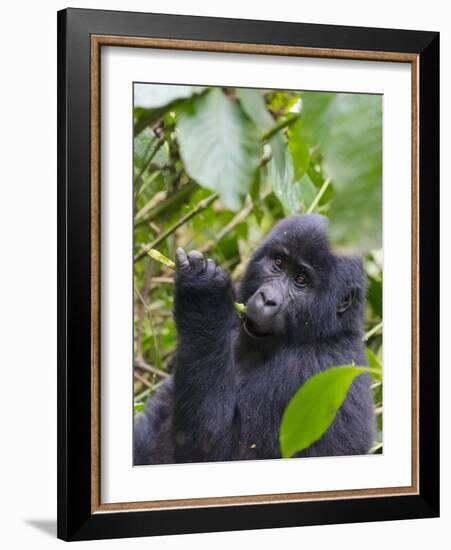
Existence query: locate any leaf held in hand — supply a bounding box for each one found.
[147,249,176,270]
[147,248,246,315]
[234,302,247,316]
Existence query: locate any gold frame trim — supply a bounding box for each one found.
[90,35,420,514]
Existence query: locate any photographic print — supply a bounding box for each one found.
[132,83,383,466]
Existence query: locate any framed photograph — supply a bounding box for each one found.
[57,8,439,541]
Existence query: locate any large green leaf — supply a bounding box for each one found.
[300,93,382,252]
[288,120,310,181]
[267,145,299,214]
[280,366,369,458]
[236,88,306,214]
[236,88,275,132]
[298,173,317,209]
[134,84,204,109]
[176,89,262,211]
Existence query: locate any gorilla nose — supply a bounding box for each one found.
[249,285,282,318]
[259,289,280,309]
[245,285,282,335]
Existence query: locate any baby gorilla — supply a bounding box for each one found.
[134,214,375,464]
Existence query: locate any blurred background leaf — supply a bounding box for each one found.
[134,83,206,109]
[299,92,382,252]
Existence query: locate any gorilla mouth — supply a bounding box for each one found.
[243,318,272,339]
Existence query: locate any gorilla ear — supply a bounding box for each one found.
[337,288,358,314]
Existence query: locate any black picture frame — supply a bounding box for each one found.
[57,7,439,541]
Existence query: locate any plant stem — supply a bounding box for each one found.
[261,114,299,142]
[364,321,383,342]
[200,199,253,254]
[134,371,154,389]
[134,137,165,187]
[134,358,169,379]
[369,442,383,454]
[134,180,198,229]
[134,192,219,262]
[146,247,247,315]
[306,178,331,214]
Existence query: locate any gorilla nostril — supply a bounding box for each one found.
[260,290,278,308]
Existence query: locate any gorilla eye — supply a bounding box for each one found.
[273,256,284,270]
[294,274,308,287]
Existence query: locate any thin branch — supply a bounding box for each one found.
[135,188,166,221]
[306,178,331,214]
[261,114,299,142]
[259,153,272,168]
[134,137,165,187]
[134,286,162,369]
[200,186,272,255]
[135,380,164,403]
[135,263,153,359]
[151,276,174,284]
[134,192,219,262]
[134,358,169,379]
[200,200,253,254]
[369,442,383,454]
[134,371,153,389]
[134,180,197,228]
[364,321,383,342]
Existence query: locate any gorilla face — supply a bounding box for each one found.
[238,214,365,343]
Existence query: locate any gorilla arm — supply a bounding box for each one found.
[171,248,237,462]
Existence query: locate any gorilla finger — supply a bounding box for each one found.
[214,264,228,283]
[175,247,189,269]
[204,258,216,278]
[187,250,205,272]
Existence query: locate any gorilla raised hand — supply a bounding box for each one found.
[134,214,375,464]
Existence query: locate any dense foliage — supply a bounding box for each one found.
[133,84,383,454]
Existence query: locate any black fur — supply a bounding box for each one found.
[134,214,376,465]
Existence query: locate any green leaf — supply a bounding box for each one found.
[300,92,382,252]
[133,107,167,137]
[268,144,300,214]
[176,89,262,211]
[298,173,317,210]
[234,302,247,315]
[280,366,369,457]
[236,88,275,132]
[288,120,310,180]
[366,347,382,372]
[134,84,204,109]
[236,88,303,214]
[367,276,383,318]
[134,402,145,415]
[147,249,176,270]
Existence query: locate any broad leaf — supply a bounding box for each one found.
[268,145,299,214]
[237,89,301,214]
[134,84,204,109]
[298,173,317,210]
[366,348,382,372]
[176,89,261,210]
[288,120,310,180]
[300,93,382,252]
[236,88,275,132]
[280,366,369,458]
